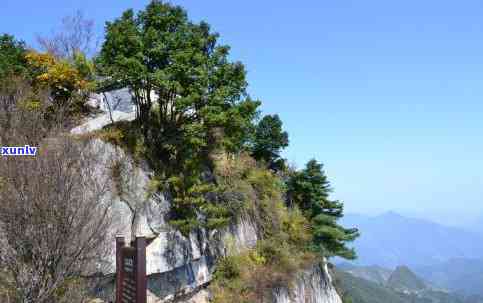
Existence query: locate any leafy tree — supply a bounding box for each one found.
[20,50,95,120]
[287,159,359,259]
[96,0,259,158]
[26,51,93,106]
[97,1,260,233]
[250,114,289,169]
[0,34,27,79]
[72,51,95,81]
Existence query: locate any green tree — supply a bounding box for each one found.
[97,1,260,233]
[25,51,95,116]
[287,159,359,259]
[0,34,27,79]
[250,114,289,169]
[96,0,259,160]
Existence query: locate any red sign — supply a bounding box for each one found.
[116,237,147,303]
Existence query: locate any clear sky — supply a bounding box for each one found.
[2,0,483,225]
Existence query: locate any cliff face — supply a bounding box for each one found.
[274,264,342,303]
[81,127,342,303]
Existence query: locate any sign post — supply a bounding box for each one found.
[116,236,147,303]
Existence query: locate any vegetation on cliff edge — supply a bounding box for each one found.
[0,1,359,302]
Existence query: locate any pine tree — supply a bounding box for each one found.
[251,114,289,169]
[287,159,359,259]
[0,34,27,79]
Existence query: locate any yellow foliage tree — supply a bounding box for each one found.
[25,51,92,104]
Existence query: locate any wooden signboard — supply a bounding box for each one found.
[116,236,147,303]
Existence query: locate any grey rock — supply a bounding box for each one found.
[76,123,341,303]
[273,262,343,303]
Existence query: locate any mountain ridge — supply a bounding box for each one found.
[337,212,483,297]
[335,264,483,303]
[340,211,483,268]
[387,265,427,292]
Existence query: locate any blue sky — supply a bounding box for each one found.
[2,0,483,225]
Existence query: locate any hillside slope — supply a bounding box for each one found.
[334,270,408,303]
[334,269,480,303]
[337,263,392,285]
[387,265,427,292]
[415,258,483,296]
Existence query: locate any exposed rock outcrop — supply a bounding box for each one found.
[74,118,342,303]
[273,263,343,303]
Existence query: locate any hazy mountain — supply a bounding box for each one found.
[334,270,408,303]
[414,258,483,296]
[335,265,483,303]
[337,262,392,285]
[334,268,481,303]
[387,265,427,292]
[340,212,483,268]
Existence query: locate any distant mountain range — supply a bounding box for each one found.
[334,264,483,303]
[338,263,392,285]
[387,265,427,292]
[339,212,483,268]
[415,258,483,296]
[334,269,410,303]
[337,212,483,297]
[337,263,429,290]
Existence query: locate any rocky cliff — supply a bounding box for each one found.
[75,116,342,303]
[273,264,343,303]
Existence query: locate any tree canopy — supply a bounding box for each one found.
[26,51,92,103]
[0,34,27,79]
[96,1,261,233]
[287,159,359,259]
[96,1,259,160]
[250,114,289,169]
